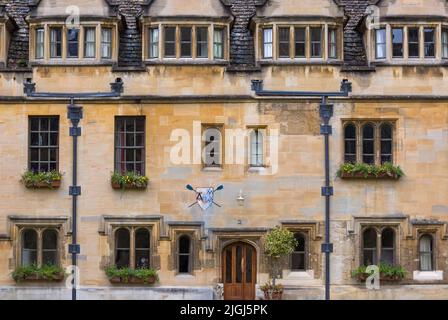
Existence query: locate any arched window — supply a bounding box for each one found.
[419,234,433,271]
[362,228,377,265]
[380,228,395,265]
[203,127,222,167]
[344,123,357,163]
[42,229,58,266]
[22,229,38,266]
[115,228,130,268]
[250,129,264,167]
[362,124,375,164]
[380,123,393,164]
[135,228,150,269]
[291,233,306,271]
[178,235,191,274]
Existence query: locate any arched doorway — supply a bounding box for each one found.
[222,242,257,300]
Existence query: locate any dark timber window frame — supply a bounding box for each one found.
[66,28,80,58]
[177,234,193,274]
[342,120,395,165]
[164,26,176,58]
[291,232,308,271]
[180,26,192,58]
[392,27,404,58]
[84,27,96,58]
[50,27,62,58]
[29,116,59,173]
[114,116,146,175]
[361,226,396,266]
[424,27,435,58]
[35,28,45,59]
[310,26,323,58]
[114,227,152,269]
[278,26,290,58]
[408,27,420,58]
[196,26,209,58]
[419,233,435,271]
[20,227,60,267]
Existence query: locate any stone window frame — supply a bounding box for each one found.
[142,20,230,63]
[8,216,69,269]
[112,225,154,269]
[341,119,397,165]
[169,228,202,275]
[100,216,162,271]
[368,22,446,64]
[281,222,322,277]
[256,20,343,63]
[360,225,398,266]
[28,21,118,65]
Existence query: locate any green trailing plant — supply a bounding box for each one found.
[105,266,158,284]
[17,59,28,68]
[264,226,298,285]
[111,171,149,189]
[12,264,65,282]
[21,170,63,188]
[337,162,404,179]
[351,263,406,280]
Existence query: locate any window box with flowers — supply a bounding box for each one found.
[12,264,66,282]
[105,266,158,285]
[351,263,406,283]
[337,163,404,180]
[111,172,149,190]
[21,170,63,189]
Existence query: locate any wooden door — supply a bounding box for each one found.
[222,242,256,300]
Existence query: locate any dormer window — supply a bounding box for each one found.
[258,22,342,63]
[144,23,228,62]
[30,23,117,64]
[370,23,446,64]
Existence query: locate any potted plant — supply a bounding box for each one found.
[111,171,149,190]
[260,281,273,300]
[263,226,298,300]
[337,162,404,180]
[21,170,63,189]
[351,263,406,283]
[105,266,158,285]
[12,264,66,282]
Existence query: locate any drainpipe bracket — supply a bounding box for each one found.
[321,186,334,197]
[69,186,82,196]
[69,127,82,137]
[320,124,332,135]
[321,243,333,253]
[68,244,81,254]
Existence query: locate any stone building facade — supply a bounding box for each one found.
[0,0,447,300]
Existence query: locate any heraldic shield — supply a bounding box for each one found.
[196,187,215,210]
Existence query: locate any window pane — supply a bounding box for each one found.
[443,30,448,58]
[263,28,273,58]
[29,117,59,172]
[292,233,306,270]
[213,28,224,59]
[67,28,79,58]
[380,124,392,164]
[419,235,433,271]
[179,255,190,273]
[203,127,221,166]
[380,228,394,264]
[84,27,96,58]
[50,28,62,58]
[135,229,150,248]
[328,28,337,58]
[250,129,263,167]
[36,29,45,59]
[179,235,190,254]
[149,28,159,58]
[363,228,377,249]
[164,27,176,57]
[245,246,252,283]
[235,245,242,283]
[196,27,208,58]
[225,248,232,283]
[101,28,112,59]
[278,27,290,58]
[344,124,357,163]
[424,28,435,58]
[392,28,403,58]
[22,230,37,266]
[115,228,130,268]
[294,27,306,57]
[362,124,375,164]
[408,28,419,58]
[375,28,386,59]
[180,27,192,57]
[310,27,322,57]
[115,117,145,175]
